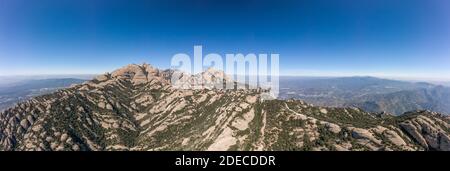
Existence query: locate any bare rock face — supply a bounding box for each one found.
[26,115,35,124]
[400,114,450,151]
[95,74,110,82]
[111,64,151,85]
[400,121,428,147]
[20,119,30,130]
[1,63,450,151]
[106,104,113,110]
[319,121,341,134]
[200,67,233,85]
[439,133,450,151]
[384,130,407,147]
[349,127,382,145]
[98,102,106,109]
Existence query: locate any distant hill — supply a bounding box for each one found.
[279,76,450,115]
[0,75,95,87]
[0,78,87,111]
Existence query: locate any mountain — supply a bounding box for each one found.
[0,78,87,112]
[1,64,450,151]
[279,76,450,115]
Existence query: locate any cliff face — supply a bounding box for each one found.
[1,64,449,151]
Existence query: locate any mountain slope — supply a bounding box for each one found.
[1,64,450,151]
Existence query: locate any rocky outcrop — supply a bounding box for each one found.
[399,114,450,151]
[319,121,341,134]
[349,127,382,145]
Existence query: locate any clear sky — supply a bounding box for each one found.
[0,0,449,80]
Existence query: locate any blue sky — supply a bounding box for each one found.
[0,0,449,80]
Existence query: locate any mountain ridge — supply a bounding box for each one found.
[1,63,449,151]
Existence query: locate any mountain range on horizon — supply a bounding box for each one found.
[279,76,450,115]
[1,63,450,151]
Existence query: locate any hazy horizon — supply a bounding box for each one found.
[1,71,450,84]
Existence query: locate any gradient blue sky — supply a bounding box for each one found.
[0,0,449,80]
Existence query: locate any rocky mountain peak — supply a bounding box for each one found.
[93,64,234,88]
[200,67,232,82]
[110,64,150,84]
[92,63,166,86]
